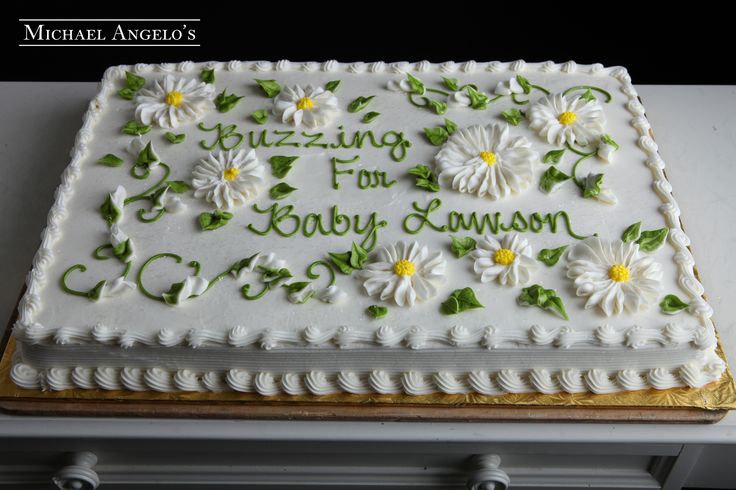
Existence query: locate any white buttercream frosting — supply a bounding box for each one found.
[10,60,724,400]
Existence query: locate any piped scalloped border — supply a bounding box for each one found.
[11,60,721,396]
[14,321,717,351]
[10,348,726,395]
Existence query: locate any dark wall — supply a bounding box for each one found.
[3,8,734,84]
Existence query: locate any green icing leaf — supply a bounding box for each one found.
[362,111,381,123]
[539,167,572,193]
[408,165,432,180]
[215,89,244,113]
[366,305,388,319]
[136,141,158,166]
[440,287,484,315]
[328,241,369,275]
[228,253,260,276]
[166,180,190,193]
[269,155,299,178]
[406,73,425,95]
[162,281,185,305]
[466,86,491,109]
[660,294,690,315]
[269,182,297,200]
[251,109,269,125]
[444,118,458,135]
[537,245,569,266]
[325,80,341,93]
[579,89,597,103]
[165,132,186,144]
[517,284,569,320]
[408,164,440,193]
[622,222,642,242]
[112,239,134,263]
[348,95,375,113]
[118,72,145,100]
[543,149,565,164]
[87,280,107,301]
[97,154,124,167]
[450,236,477,258]
[125,71,146,91]
[423,126,449,146]
[200,68,215,84]
[118,88,136,100]
[601,133,620,149]
[636,228,668,252]
[516,74,532,94]
[426,98,447,115]
[100,194,121,226]
[501,108,524,126]
[198,210,233,231]
[328,251,353,275]
[258,266,293,288]
[582,173,604,198]
[442,77,460,91]
[255,79,281,98]
[349,242,369,269]
[122,120,151,136]
[282,281,315,304]
[282,281,311,294]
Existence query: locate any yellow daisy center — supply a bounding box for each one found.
[479,151,497,166]
[296,97,315,111]
[608,264,630,282]
[493,248,516,266]
[558,111,577,125]
[165,90,184,108]
[393,259,416,277]
[223,167,240,181]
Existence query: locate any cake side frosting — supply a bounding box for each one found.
[10,60,725,395]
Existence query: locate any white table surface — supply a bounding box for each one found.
[0,82,734,443]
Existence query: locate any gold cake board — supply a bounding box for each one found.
[0,296,734,422]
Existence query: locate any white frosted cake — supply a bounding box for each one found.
[10,59,726,396]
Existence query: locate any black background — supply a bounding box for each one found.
[3,6,735,84]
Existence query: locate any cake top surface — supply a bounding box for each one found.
[16,60,713,352]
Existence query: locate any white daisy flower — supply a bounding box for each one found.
[435,123,538,200]
[528,92,606,146]
[471,233,538,286]
[494,77,525,95]
[192,149,265,210]
[359,241,446,307]
[272,84,339,128]
[135,74,215,129]
[566,237,662,316]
